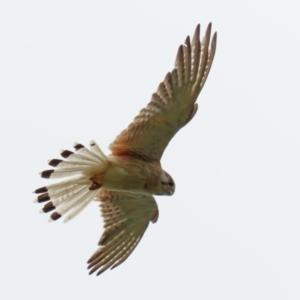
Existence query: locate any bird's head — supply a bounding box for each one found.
[158,170,175,196]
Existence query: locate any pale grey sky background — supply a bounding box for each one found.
[1,1,299,299]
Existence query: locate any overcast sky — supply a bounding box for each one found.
[1,1,300,299]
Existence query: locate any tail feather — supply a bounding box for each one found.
[33,175,88,197]
[60,149,101,165]
[73,142,107,164]
[63,189,98,223]
[48,158,95,168]
[89,140,106,162]
[40,168,85,179]
[34,140,107,222]
[49,187,90,220]
[39,184,86,207]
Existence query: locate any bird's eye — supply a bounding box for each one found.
[168,181,174,187]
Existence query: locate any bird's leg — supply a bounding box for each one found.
[89,174,103,190]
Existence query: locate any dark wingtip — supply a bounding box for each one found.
[204,22,212,42]
[195,23,200,34]
[88,267,98,275]
[61,150,73,158]
[211,31,217,49]
[96,269,105,276]
[48,159,62,167]
[185,35,190,46]
[40,170,54,179]
[87,263,96,274]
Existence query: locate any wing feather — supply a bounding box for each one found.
[191,24,201,82]
[109,23,217,161]
[183,36,191,84]
[87,189,158,275]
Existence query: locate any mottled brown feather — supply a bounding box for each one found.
[87,189,158,275]
[109,23,217,161]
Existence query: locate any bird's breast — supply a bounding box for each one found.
[103,155,161,194]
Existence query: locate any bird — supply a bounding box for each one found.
[34,23,217,276]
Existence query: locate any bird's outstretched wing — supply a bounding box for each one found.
[87,189,159,276]
[110,23,217,162]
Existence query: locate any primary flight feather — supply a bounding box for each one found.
[34,23,217,276]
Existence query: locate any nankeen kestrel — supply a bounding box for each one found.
[34,23,217,276]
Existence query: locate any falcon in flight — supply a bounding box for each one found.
[34,23,217,276]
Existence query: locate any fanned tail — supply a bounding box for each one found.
[34,140,108,222]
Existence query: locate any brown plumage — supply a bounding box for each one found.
[34,23,217,276]
[87,190,158,276]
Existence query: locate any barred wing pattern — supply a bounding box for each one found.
[34,23,217,277]
[87,189,159,275]
[110,23,217,161]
